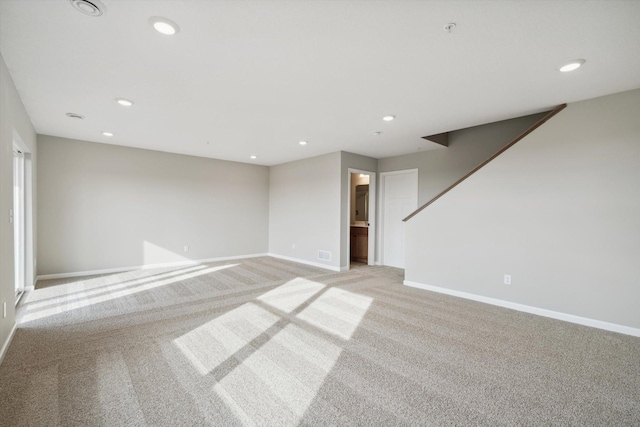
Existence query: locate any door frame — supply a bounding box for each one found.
[347,168,376,268]
[13,148,26,299]
[12,130,34,298]
[378,169,418,267]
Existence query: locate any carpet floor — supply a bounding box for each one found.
[1,256,639,426]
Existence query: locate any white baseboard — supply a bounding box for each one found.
[35,253,269,282]
[404,280,640,338]
[0,322,18,367]
[267,253,341,272]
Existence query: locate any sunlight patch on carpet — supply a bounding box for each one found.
[21,264,238,323]
[173,303,281,375]
[297,287,373,340]
[174,279,372,424]
[256,277,326,313]
[26,265,205,311]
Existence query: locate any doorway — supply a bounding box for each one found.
[347,169,376,268]
[379,169,418,268]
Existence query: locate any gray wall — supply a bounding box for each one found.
[269,152,341,269]
[375,113,546,264]
[378,112,547,206]
[0,54,37,359]
[405,88,640,329]
[37,136,269,275]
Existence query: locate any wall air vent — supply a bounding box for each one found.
[318,250,332,261]
[69,0,107,17]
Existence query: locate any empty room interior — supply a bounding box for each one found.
[1,1,640,425]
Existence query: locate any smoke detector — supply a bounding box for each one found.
[444,23,456,33]
[69,0,107,17]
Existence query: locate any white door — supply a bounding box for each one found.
[381,170,418,268]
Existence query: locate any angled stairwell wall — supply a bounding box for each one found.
[404,88,640,334]
[378,112,548,208]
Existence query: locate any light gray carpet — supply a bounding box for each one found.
[1,256,639,426]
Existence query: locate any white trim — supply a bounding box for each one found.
[12,130,35,292]
[268,253,341,272]
[13,149,26,295]
[35,253,269,282]
[15,290,24,306]
[24,153,35,289]
[404,280,640,338]
[0,322,18,366]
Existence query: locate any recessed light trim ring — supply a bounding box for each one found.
[560,59,586,72]
[115,98,134,107]
[149,16,180,35]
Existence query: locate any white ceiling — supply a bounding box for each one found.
[1,1,639,166]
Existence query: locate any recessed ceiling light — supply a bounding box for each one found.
[250,155,257,159]
[69,0,106,17]
[299,141,308,145]
[149,16,180,35]
[115,98,134,107]
[66,112,85,120]
[102,131,114,137]
[382,115,395,121]
[560,59,585,72]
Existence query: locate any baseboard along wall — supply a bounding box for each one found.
[35,253,269,282]
[404,280,640,338]
[0,323,18,367]
[267,253,342,272]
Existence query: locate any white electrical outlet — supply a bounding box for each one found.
[3,302,6,319]
[292,243,296,249]
[504,274,512,285]
[184,245,189,252]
